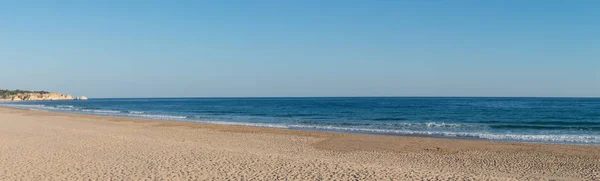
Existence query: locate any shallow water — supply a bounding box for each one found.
[3,97,600,145]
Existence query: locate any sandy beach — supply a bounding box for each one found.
[0,107,598,180]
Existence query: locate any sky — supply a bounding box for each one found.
[1,0,598,98]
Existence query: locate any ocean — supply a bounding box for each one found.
[2,97,599,145]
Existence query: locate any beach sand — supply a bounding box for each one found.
[0,107,598,180]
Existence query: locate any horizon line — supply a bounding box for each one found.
[88,96,600,99]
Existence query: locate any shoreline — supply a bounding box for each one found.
[1,107,599,179]
[4,106,597,147]
[2,103,598,146]
[0,106,495,142]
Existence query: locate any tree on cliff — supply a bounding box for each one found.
[0,89,50,98]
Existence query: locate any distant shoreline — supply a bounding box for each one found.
[36,96,600,99]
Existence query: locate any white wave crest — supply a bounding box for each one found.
[285,124,600,144]
[126,114,187,120]
[81,109,121,114]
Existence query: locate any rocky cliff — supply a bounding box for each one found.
[75,96,88,100]
[1,92,74,101]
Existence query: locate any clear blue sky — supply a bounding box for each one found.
[1,0,598,98]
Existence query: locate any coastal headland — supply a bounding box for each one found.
[0,89,87,101]
[0,107,598,180]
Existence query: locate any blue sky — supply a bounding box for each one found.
[1,0,598,98]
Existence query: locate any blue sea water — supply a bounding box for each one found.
[2,97,600,145]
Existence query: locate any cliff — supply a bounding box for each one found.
[0,90,82,101]
[2,92,74,101]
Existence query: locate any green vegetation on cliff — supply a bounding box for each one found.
[0,89,49,99]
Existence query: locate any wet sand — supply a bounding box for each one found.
[0,107,598,180]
